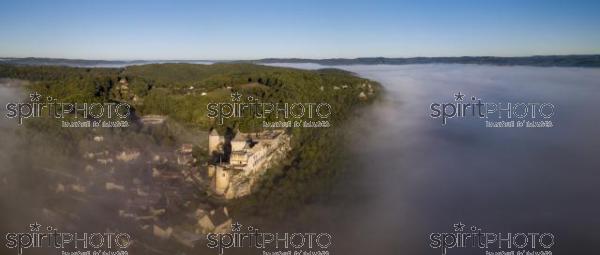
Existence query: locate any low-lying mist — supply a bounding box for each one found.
[0,80,209,254]
[270,64,600,254]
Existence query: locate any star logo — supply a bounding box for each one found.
[231,92,242,102]
[231,222,242,232]
[453,222,465,232]
[454,92,465,101]
[30,92,41,102]
[29,222,42,232]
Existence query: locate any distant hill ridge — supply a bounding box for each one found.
[0,58,214,67]
[1,55,599,67]
[255,55,600,67]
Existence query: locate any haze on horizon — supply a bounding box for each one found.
[1,0,599,60]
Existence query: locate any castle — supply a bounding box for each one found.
[207,129,290,199]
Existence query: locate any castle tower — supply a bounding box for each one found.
[214,166,230,195]
[231,131,248,151]
[207,164,216,178]
[208,128,220,155]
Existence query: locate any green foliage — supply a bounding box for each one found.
[0,64,120,103]
[127,63,379,129]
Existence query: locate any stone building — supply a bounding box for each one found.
[207,129,290,199]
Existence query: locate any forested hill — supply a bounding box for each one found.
[122,63,379,130]
[0,63,380,131]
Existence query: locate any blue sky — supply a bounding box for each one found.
[0,0,599,59]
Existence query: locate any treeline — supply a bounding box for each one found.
[0,64,120,103]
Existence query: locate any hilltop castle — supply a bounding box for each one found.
[207,129,290,199]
